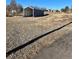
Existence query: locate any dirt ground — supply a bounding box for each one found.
[33,28,72,59]
[6,13,72,59]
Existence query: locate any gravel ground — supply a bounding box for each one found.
[6,13,72,59]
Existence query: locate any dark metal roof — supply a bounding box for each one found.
[24,6,45,11]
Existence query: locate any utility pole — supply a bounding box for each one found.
[23,8,24,16]
[33,8,34,20]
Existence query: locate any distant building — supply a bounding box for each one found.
[6,0,23,17]
[23,7,44,17]
[10,10,17,16]
[48,9,52,12]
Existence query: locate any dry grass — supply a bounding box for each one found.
[6,12,72,59]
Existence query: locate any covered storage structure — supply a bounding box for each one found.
[23,7,44,17]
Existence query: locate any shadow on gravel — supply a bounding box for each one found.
[6,22,72,57]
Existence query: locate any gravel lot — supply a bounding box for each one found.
[6,13,72,59]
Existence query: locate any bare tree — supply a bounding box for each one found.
[10,0,17,10]
[17,4,23,13]
[6,0,23,16]
[61,8,65,12]
[61,6,70,13]
[6,5,11,16]
[64,6,69,12]
[56,10,60,12]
